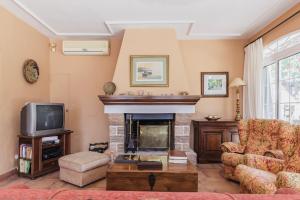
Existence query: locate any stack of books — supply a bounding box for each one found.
[168,150,187,164]
[19,144,32,174]
[19,159,31,174]
[19,144,32,159]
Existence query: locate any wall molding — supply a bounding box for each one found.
[10,0,242,39]
[0,168,17,181]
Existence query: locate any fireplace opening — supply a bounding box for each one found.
[124,113,175,152]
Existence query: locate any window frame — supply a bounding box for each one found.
[263,52,300,123]
[264,30,300,67]
[263,30,300,123]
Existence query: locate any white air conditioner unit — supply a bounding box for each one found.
[62,40,109,56]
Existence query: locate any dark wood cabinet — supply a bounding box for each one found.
[18,130,72,179]
[192,121,238,163]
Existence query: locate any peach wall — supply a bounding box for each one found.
[0,6,50,175]
[113,28,245,119]
[113,29,190,95]
[49,30,245,156]
[249,3,300,46]
[49,39,121,153]
[180,40,245,120]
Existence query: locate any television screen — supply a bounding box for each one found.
[36,105,64,130]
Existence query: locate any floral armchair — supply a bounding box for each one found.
[221,119,285,181]
[234,125,300,194]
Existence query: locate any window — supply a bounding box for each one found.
[263,63,276,119]
[263,31,300,124]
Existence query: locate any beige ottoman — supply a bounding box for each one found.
[58,151,110,187]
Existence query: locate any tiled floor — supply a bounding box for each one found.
[0,164,240,193]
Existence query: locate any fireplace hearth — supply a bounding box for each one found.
[124,114,175,152]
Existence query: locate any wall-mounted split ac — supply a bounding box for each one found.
[62,40,109,56]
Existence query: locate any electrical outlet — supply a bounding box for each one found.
[14,154,18,160]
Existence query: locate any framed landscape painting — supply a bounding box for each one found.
[130,55,169,87]
[201,72,229,97]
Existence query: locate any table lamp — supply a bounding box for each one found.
[229,78,246,121]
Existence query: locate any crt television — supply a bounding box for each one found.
[21,102,65,136]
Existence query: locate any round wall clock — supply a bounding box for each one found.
[23,59,39,84]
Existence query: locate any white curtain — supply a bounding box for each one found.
[263,67,276,119]
[243,38,264,119]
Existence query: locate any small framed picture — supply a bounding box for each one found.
[201,72,229,97]
[130,55,169,87]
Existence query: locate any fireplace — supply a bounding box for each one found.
[98,95,201,164]
[124,114,175,152]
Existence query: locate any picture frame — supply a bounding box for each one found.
[130,55,169,87]
[201,72,229,97]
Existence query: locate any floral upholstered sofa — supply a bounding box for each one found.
[221,119,287,181]
[222,120,300,194]
[234,124,300,194]
[235,150,300,194]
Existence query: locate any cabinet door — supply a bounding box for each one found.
[199,128,225,163]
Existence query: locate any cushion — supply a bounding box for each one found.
[284,127,300,173]
[238,120,249,146]
[278,123,298,157]
[59,151,110,172]
[264,150,284,160]
[221,152,244,167]
[245,119,281,155]
[284,147,300,173]
[235,164,277,194]
[276,171,300,189]
[244,154,285,174]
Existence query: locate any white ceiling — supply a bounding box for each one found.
[1,0,300,39]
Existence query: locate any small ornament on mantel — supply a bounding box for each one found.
[205,115,221,121]
[103,82,116,95]
[127,91,135,96]
[137,90,144,96]
[179,91,189,96]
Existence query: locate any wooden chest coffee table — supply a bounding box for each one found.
[106,156,198,192]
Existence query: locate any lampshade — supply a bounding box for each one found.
[229,77,246,88]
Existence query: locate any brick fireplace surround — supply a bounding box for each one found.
[99,95,200,165]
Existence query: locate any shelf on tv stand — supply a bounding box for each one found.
[19,130,73,139]
[42,157,60,164]
[18,130,73,179]
[42,143,61,150]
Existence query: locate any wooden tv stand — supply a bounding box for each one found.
[18,130,72,179]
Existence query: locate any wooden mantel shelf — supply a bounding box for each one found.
[98,95,201,105]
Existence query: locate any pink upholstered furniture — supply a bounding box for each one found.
[221,119,285,181]
[234,125,300,194]
[1,188,300,200]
